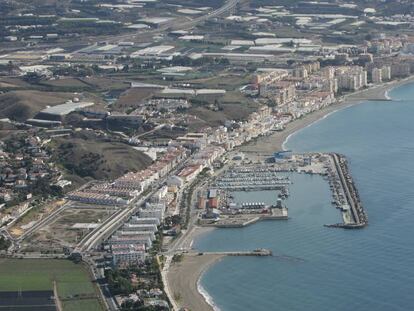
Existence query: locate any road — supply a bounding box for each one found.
[133,124,165,139]
[0,0,240,56]
[76,193,152,252]
[106,0,241,43]
[76,156,190,253]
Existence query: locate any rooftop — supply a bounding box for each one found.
[41,101,94,116]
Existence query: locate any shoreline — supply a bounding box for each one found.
[165,75,414,311]
[167,252,224,311]
[240,75,414,156]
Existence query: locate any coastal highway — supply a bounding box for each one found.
[0,0,241,54]
[106,0,241,43]
[172,0,240,29]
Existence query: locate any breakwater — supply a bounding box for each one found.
[325,153,368,228]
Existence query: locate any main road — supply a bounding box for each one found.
[76,189,155,252]
[106,0,241,43]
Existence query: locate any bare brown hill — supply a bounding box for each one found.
[0,90,73,122]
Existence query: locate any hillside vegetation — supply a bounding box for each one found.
[53,132,153,182]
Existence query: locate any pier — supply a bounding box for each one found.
[197,249,273,256]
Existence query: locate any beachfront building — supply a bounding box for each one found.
[381,66,392,81]
[391,63,410,78]
[321,78,339,94]
[336,66,367,91]
[372,67,383,83]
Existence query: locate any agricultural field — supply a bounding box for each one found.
[0,259,104,311]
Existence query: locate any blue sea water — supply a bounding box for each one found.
[195,82,414,311]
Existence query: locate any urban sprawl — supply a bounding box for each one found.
[0,0,414,310]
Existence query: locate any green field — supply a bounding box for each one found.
[0,259,104,311]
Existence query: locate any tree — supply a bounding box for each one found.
[107,270,133,295]
[0,236,11,251]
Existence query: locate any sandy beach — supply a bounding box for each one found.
[167,253,223,311]
[164,75,414,311]
[240,76,414,156]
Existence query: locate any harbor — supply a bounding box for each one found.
[168,80,414,311]
[197,151,367,229]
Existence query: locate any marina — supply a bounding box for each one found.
[212,166,291,191]
[200,152,367,229]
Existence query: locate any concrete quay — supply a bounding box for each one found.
[201,207,288,228]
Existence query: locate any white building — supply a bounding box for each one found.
[372,68,382,83]
[130,217,161,226]
[110,235,153,248]
[116,230,156,241]
[141,203,165,220]
[112,244,146,266]
[122,223,158,232]
[381,66,392,81]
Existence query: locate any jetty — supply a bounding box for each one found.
[199,249,272,256]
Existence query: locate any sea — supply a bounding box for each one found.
[194,82,414,311]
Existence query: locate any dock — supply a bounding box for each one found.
[200,207,288,228]
[212,165,291,191]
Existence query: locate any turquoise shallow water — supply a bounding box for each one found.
[195,82,414,311]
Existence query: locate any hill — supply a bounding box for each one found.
[53,132,153,183]
[0,90,74,122]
